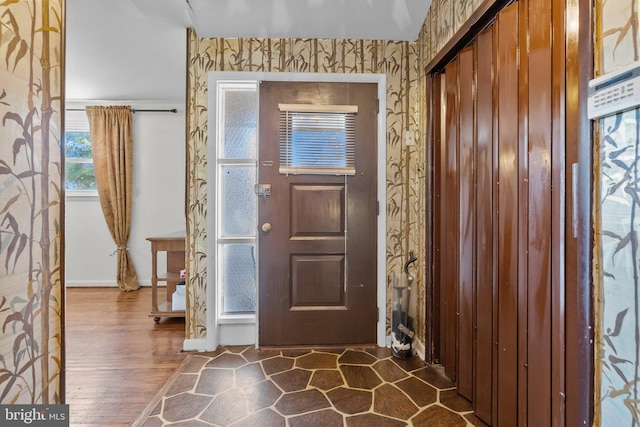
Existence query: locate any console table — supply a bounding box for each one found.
[147,231,185,322]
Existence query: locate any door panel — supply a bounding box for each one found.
[496,4,519,425]
[527,0,554,424]
[443,60,459,380]
[475,25,495,425]
[430,73,444,365]
[290,184,345,237]
[458,45,475,402]
[258,81,377,346]
[291,254,344,306]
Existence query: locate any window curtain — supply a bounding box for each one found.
[86,106,139,291]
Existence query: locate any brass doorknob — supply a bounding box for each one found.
[261,223,272,232]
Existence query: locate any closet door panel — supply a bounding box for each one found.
[435,79,445,362]
[474,26,495,425]
[495,4,520,425]
[431,73,444,364]
[527,0,554,423]
[517,2,531,423]
[443,59,460,380]
[458,46,475,401]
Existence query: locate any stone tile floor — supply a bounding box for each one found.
[134,346,489,427]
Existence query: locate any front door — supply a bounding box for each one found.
[258,81,377,346]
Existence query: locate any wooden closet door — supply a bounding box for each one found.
[429,0,564,425]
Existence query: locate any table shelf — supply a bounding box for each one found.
[147,232,185,322]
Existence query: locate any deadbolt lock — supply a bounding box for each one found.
[256,184,271,197]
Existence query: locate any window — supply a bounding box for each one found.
[65,111,96,192]
[279,104,357,175]
[216,81,258,315]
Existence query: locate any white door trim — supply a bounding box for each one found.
[187,71,387,351]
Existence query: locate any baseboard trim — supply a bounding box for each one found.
[413,338,426,361]
[183,337,216,352]
[65,280,152,287]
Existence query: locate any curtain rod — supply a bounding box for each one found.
[66,108,177,113]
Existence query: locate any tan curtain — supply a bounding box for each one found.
[86,106,139,291]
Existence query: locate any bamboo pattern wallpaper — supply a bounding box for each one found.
[595,0,640,423]
[0,0,64,404]
[419,0,486,67]
[184,0,487,349]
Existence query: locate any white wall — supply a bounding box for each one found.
[65,101,185,287]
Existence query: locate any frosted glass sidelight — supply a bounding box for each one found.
[216,82,258,317]
[220,244,256,313]
[221,166,256,236]
[222,90,257,159]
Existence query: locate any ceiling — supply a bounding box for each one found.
[65,0,432,102]
[187,0,432,40]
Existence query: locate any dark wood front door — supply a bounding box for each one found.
[258,81,377,346]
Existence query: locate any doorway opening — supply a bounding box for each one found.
[195,72,388,351]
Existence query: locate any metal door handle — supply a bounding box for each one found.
[261,223,272,232]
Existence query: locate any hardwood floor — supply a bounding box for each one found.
[65,287,187,427]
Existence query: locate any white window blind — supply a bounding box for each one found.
[278,103,357,175]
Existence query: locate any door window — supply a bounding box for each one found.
[279,104,357,175]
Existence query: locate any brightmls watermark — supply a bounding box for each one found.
[0,405,69,426]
